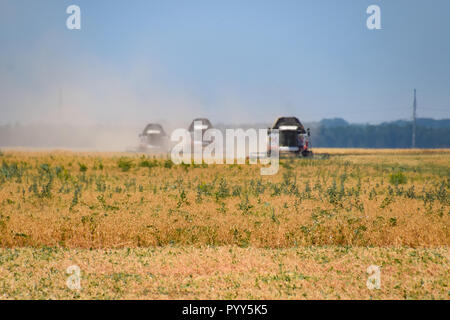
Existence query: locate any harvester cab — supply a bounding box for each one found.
[138,123,169,153]
[268,117,312,157]
[188,118,214,148]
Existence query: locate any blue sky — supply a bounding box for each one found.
[1,0,449,125]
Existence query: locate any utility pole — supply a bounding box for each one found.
[412,89,417,148]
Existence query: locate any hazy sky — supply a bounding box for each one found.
[1,0,449,126]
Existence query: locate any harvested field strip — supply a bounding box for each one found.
[0,246,448,299]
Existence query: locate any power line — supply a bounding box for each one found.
[419,107,450,112]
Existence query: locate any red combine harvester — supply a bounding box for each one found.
[268,117,313,158]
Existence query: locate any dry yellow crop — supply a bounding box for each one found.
[0,149,448,299]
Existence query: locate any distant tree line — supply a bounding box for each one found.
[311,123,450,148]
[0,118,449,149]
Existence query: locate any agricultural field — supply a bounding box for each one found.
[0,149,448,299]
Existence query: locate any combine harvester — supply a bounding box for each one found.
[188,118,214,149]
[137,123,169,153]
[268,116,329,159]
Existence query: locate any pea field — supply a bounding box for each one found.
[0,149,448,299]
